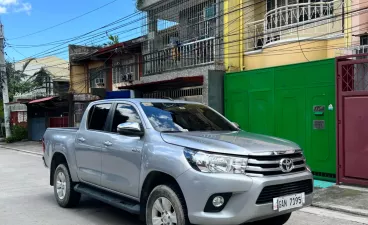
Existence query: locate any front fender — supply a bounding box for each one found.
[139,142,191,196]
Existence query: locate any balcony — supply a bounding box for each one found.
[137,0,162,10]
[245,0,341,52]
[143,37,215,76]
[336,45,368,56]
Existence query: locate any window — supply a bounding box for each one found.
[75,102,89,126]
[89,67,106,88]
[111,104,142,133]
[266,0,334,29]
[185,1,216,41]
[360,35,368,45]
[112,58,136,84]
[140,102,237,132]
[87,104,112,131]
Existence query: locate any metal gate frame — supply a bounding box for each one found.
[336,53,368,186]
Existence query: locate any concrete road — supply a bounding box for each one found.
[0,149,367,225]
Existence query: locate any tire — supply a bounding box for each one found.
[254,213,292,225]
[53,164,81,208]
[146,184,189,225]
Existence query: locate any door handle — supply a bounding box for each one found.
[104,141,112,146]
[77,137,86,142]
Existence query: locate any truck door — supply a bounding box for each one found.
[101,103,144,197]
[75,103,112,185]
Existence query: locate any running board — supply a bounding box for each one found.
[74,184,140,214]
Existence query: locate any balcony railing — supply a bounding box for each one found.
[245,0,339,52]
[336,45,368,56]
[143,37,215,76]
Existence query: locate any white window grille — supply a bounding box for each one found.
[89,68,106,88]
[112,57,136,84]
[186,1,216,41]
[266,0,334,30]
[245,0,338,52]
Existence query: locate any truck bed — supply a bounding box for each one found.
[43,127,79,168]
[46,127,79,132]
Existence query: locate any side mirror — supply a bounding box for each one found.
[117,122,144,137]
[232,122,240,129]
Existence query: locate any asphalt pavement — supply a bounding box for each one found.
[0,148,367,225]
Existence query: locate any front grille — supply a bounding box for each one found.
[245,151,307,176]
[256,179,313,204]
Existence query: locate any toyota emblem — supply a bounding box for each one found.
[279,158,294,172]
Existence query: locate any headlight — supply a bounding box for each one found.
[184,148,248,174]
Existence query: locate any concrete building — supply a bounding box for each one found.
[124,0,225,114]
[68,38,143,126]
[14,56,69,100]
[224,0,368,71]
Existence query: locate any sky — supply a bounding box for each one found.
[1,0,140,62]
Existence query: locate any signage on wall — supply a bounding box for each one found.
[313,105,325,115]
[313,120,325,130]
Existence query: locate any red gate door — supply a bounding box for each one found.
[49,117,69,128]
[337,54,368,186]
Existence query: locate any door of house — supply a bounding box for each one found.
[31,117,46,141]
[337,55,368,186]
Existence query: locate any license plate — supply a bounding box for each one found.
[273,193,305,212]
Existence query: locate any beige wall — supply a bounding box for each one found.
[70,61,105,94]
[70,65,87,94]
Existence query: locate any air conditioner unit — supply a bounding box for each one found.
[121,73,133,82]
[95,78,105,87]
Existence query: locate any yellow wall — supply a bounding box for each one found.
[70,61,104,94]
[224,0,243,72]
[70,65,87,94]
[244,38,345,70]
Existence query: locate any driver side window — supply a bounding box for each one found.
[111,103,142,133]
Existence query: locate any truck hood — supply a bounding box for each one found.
[160,131,300,155]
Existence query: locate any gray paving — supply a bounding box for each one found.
[313,185,368,217]
[0,149,366,225]
[0,141,43,155]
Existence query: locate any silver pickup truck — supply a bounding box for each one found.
[42,98,313,225]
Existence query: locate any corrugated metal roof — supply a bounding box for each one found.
[15,56,69,81]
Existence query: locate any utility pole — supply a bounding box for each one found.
[0,23,11,138]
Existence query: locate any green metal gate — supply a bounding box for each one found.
[225,59,336,181]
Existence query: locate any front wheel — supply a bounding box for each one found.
[146,185,189,225]
[53,164,81,208]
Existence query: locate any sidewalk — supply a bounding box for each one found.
[312,184,368,217]
[0,141,43,155]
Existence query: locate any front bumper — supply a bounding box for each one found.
[176,170,313,225]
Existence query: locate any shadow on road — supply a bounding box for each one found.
[41,191,144,225]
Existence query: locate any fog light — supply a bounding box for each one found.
[212,196,225,207]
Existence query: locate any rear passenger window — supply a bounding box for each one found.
[111,104,142,133]
[88,104,111,131]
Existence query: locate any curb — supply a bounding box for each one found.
[312,202,368,217]
[0,146,43,156]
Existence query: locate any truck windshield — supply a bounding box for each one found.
[140,102,238,132]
